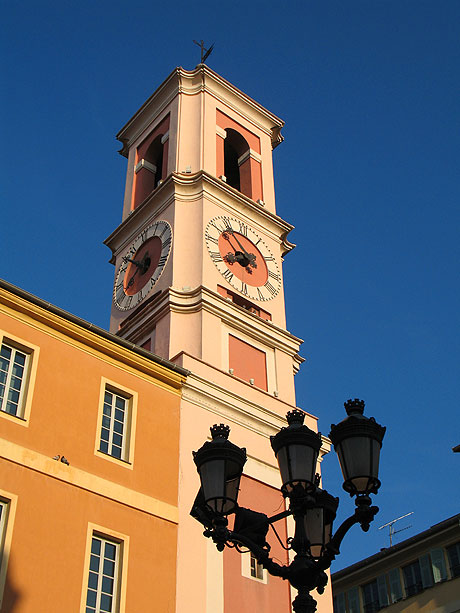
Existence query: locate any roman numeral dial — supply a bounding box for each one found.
[205,216,281,302]
[113,220,172,311]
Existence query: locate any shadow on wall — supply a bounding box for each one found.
[1,556,21,613]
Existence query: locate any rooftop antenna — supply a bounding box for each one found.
[193,40,214,64]
[379,512,414,547]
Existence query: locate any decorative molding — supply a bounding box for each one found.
[181,369,329,461]
[104,171,295,259]
[0,439,179,524]
[161,130,169,144]
[118,285,304,360]
[237,149,262,165]
[0,285,187,392]
[134,159,157,175]
[216,126,227,139]
[116,65,284,154]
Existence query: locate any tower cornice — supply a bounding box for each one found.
[117,65,284,157]
[104,171,295,261]
[116,285,304,361]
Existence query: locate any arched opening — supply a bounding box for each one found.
[133,134,166,208]
[145,135,164,189]
[224,129,250,193]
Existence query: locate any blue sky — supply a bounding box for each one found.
[1,1,459,570]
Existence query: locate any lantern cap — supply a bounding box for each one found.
[344,398,365,416]
[286,409,306,426]
[193,425,247,471]
[329,399,386,445]
[210,423,230,440]
[271,410,322,454]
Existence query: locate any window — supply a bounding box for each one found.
[347,587,361,613]
[362,580,381,612]
[0,342,29,417]
[402,560,423,596]
[0,500,9,560]
[250,552,264,580]
[447,541,460,578]
[132,115,169,209]
[388,568,403,603]
[333,593,346,613]
[430,548,447,583]
[86,535,121,613]
[99,389,130,461]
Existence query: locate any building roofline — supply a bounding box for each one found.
[0,278,189,378]
[332,513,460,581]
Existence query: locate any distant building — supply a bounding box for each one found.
[331,514,460,613]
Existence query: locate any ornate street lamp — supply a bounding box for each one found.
[191,399,386,613]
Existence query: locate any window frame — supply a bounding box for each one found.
[94,378,137,468]
[361,578,381,612]
[446,541,460,578]
[80,524,129,613]
[0,490,18,610]
[241,550,268,584]
[0,332,39,425]
[402,559,424,597]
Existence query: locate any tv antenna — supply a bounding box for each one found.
[193,40,214,64]
[379,512,414,547]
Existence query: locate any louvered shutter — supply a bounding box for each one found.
[419,554,434,588]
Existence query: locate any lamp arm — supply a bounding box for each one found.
[320,498,379,569]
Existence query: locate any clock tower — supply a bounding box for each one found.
[105,65,332,613]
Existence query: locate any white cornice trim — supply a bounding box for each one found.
[238,149,262,165]
[117,65,285,152]
[181,369,329,462]
[104,171,296,258]
[134,159,157,175]
[118,286,304,358]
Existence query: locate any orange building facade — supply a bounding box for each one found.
[0,280,186,612]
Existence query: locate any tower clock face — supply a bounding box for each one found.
[113,220,172,311]
[205,215,281,302]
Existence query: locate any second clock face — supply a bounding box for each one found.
[205,216,281,302]
[113,220,172,311]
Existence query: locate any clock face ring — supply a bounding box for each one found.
[205,216,281,302]
[114,220,172,311]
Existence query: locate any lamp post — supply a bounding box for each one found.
[191,399,386,613]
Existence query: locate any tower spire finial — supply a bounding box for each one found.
[193,39,214,64]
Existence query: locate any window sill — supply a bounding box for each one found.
[96,449,133,469]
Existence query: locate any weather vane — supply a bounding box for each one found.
[193,40,214,64]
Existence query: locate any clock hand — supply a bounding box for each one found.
[123,252,151,275]
[123,256,144,269]
[126,267,139,288]
[223,231,257,269]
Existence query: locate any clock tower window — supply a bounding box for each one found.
[132,115,170,209]
[216,110,263,202]
[224,129,248,193]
